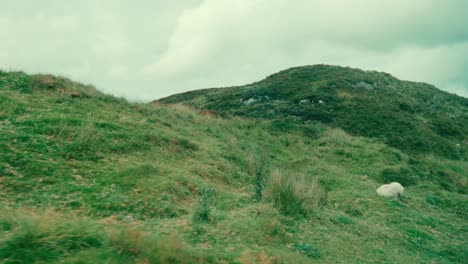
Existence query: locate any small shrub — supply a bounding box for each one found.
[426,195,441,205]
[342,199,364,216]
[267,169,325,216]
[333,214,353,225]
[436,170,467,194]
[193,188,216,223]
[270,119,297,133]
[249,150,269,201]
[171,138,199,152]
[317,128,353,147]
[380,167,419,186]
[30,74,63,91]
[60,122,104,161]
[292,243,321,258]
[300,122,323,139]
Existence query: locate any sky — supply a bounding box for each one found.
[1,0,467,101]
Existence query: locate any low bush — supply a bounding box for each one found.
[266,169,325,216]
[193,188,216,223]
[292,243,321,258]
[380,167,419,186]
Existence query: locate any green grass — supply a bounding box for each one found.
[0,70,467,263]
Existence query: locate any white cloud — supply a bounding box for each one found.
[141,0,468,98]
[93,31,129,55]
[108,63,129,79]
[144,0,262,77]
[49,15,78,30]
[443,83,468,97]
[379,42,468,86]
[0,0,467,100]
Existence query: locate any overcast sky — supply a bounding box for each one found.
[1,0,467,101]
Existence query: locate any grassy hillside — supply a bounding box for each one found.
[0,70,467,263]
[159,65,468,160]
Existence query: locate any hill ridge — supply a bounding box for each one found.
[158,65,468,159]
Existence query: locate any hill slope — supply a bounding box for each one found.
[159,65,468,159]
[0,70,467,263]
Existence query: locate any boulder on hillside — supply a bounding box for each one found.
[376,182,404,198]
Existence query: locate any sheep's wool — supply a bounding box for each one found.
[376,182,404,198]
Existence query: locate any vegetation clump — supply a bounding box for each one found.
[267,169,325,216]
[380,167,419,186]
[193,188,216,223]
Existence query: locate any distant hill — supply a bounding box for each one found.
[158,65,468,159]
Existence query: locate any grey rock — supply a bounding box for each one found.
[354,81,375,90]
[243,98,257,105]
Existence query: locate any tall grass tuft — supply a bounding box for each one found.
[107,228,213,263]
[0,208,103,263]
[0,208,216,263]
[249,150,269,201]
[267,169,325,216]
[193,188,216,223]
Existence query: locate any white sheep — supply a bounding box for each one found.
[376,182,404,198]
